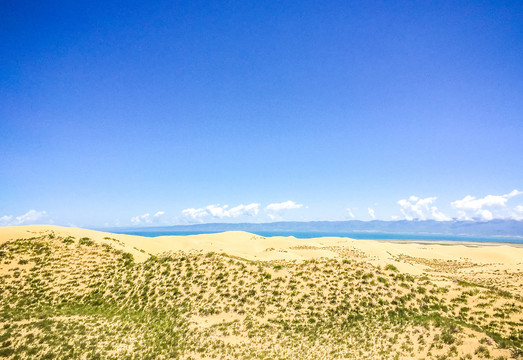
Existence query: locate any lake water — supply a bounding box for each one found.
[112,230,523,244]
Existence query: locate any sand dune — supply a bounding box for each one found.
[1,225,522,359]
[1,224,522,277]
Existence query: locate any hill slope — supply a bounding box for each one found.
[0,226,522,359]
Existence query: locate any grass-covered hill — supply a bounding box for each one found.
[0,228,522,359]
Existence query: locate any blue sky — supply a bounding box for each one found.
[1,1,522,227]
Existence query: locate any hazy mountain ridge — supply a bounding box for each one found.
[111,219,523,237]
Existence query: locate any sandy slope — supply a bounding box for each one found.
[1,225,522,359]
[1,225,522,277]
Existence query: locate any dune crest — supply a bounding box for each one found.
[1,225,522,276]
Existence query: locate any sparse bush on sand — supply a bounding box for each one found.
[0,233,521,360]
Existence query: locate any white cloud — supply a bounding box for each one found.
[181,203,260,222]
[451,190,523,220]
[131,213,151,224]
[181,208,208,221]
[510,205,523,220]
[0,215,13,225]
[0,210,47,226]
[228,204,260,217]
[265,200,303,212]
[368,208,376,219]
[346,208,355,219]
[397,196,450,221]
[131,211,165,225]
[265,201,304,221]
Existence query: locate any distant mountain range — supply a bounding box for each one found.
[109,219,523,238]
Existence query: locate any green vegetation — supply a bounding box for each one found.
[78,237,94,246]
[0,234,521,359]
[385,264,399,272]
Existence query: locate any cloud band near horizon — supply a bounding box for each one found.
[2,190,522,227]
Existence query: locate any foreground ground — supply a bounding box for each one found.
[0,225,522,359]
